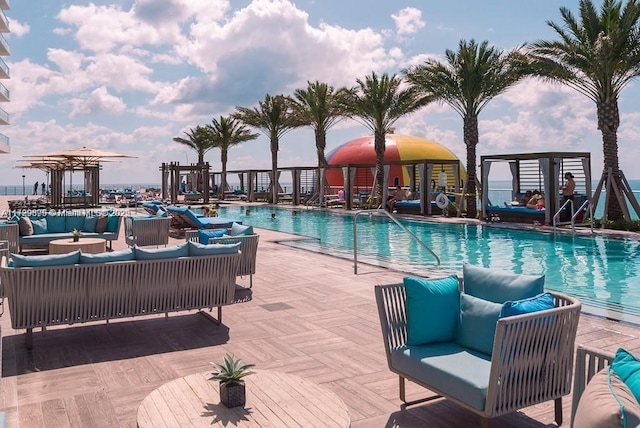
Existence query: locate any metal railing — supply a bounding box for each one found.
[553,198,594,235]
[353,209,440,274]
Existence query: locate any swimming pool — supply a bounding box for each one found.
[216,205,640,321]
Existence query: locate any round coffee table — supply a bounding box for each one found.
[49,237,107,255]
[137,370,351,427]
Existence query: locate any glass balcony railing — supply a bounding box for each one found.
[0,82,9,101]
[0,33,9,56]
[0,106,9,124]
[0,132,9,153]
[0,57,8,79]
[0,8,7,33]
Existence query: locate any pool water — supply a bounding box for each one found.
[217,205,640,321]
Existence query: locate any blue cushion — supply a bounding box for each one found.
[230,222,253,236]
[404,275,460,345]
[456,293,502,356]
[134,242,188,260]
[500,292,555,318]
[10,214,21,222]
[106,215,120,232]
[31,218,48,235]
[65,216,86,233]
[187,241,240,257]
[198,229,226,244]
[612,348,640,404]
[391,342,492,411]
[46,214,66,233]
[83,216,98,233]
[11,250,81,268]
[80,248,135,264]
[462,263,545,304]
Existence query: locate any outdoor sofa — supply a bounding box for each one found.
[0,241,243,348]
[5,212,122,252]
[375,264,581,428]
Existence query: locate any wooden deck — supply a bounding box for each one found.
[1,226,640,427]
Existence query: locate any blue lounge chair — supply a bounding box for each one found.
[165,206,240,229]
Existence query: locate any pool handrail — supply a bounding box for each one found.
[353,209,440,274]
[552,198,594,235]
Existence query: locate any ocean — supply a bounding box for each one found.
[3,180,640,219]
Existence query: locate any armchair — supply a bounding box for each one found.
[125,216,171,247]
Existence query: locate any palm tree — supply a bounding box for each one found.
[234,94,301,204]
[341,72,431,206]
[208,116,258,199]
[527,0,640,221]
[292,81,349,168]
[404,39,527,218]
[172,125,214,192]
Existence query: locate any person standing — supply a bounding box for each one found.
[41,182,45,195]
[33,181,39,195]
[562,172,576,204]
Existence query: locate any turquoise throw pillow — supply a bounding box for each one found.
[404,275,460,346]
[198,229,226,244]
[80,248,134,264]
[612,348,640,404]
[456,293,502,356]
[12,250,81,268]
[31,218,48,235]
[462,263,545,304]
[500,292,555,318]
[230,222,253,236]
[134,242,189,260]
[106,215,120,233]
[187,241,240,257]
[83,216,98,233]
[65,216,85,233]
[46,214,66,233]
[10,214,20,222]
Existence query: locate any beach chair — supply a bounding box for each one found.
[166,206,240,230]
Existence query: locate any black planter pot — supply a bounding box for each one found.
[73,236,79,242]
[219,382,246,408]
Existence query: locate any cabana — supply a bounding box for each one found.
[481,152,592,225]
[160,162,210,205]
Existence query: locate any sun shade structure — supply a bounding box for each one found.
[22,146,136,208]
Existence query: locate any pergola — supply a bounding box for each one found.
[21,147,136,209]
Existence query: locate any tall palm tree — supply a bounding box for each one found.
[526,0,640,221]
[234,94,301,204]
[341,72,431,206]
[292,81,349,168]
[208,116,258,199]
[172,125,214,192]
[404,39,527,218]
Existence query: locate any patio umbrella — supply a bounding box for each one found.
[23,146,137,207]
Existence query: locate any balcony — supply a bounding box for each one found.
[0,132,8,153]
[0,8,8,33]
[0,33,9,56]
[0,105,9,125]
[0,82,9,102]
[0,57,8,79]
[0,0,8,11]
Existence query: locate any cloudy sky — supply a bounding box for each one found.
[2,0,640,186]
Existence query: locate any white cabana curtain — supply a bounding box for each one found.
[418,164,426,214]
[319,168,326,204]
[452,164,460,193]
[426,163,434,214]
[582,157,592,197]
[539,158,551,223]
[509,161,518,199]
[382,165,390,204]
[481,161,493,215]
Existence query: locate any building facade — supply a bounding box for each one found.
[0,0,10,154]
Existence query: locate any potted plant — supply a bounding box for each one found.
[71,229,82,242]
[210,354,255,408]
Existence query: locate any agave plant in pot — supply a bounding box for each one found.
[71,228,82,242]
[210,354,255,408]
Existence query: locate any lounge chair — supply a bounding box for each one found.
[125,216,172,247]
[375,269,581,427]
[166,206,240,230]
[186,228,259,288]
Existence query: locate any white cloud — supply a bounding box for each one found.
[7,18,29,37]
[68,86,126,117]
[392,7,425,36]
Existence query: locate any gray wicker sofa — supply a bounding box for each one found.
[14,213,123,251]
[0,243,241,348]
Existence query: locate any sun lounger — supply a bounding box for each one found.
[166,206,240,230]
